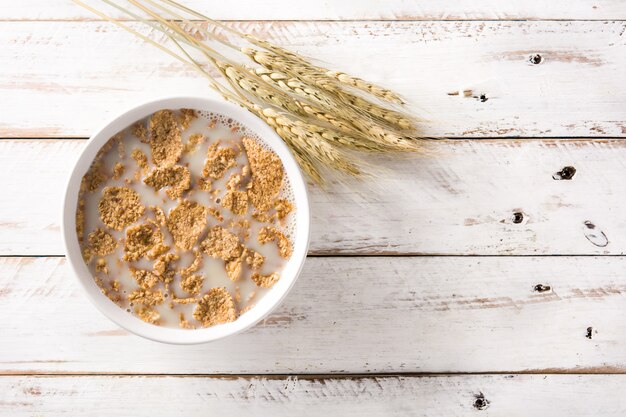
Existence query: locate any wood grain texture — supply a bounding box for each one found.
[2,1,625,412]
[4,139,626,256]
[0,21,625,138]
[2,0,626,21]
[3,256,626,374]
[2,374,626,416]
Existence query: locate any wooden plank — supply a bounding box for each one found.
[4,139,626,256]
[3,256,626,374]
[0,21,625,138]
[2,0,626,21]
[2,374,626,416]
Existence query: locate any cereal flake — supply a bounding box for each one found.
[149,205,167,226]
[221,190,248,216]
[202,143,236,180]
[144,165,191,200]
[153,253,179,282]
[274,198,293,221]
[123,222,164,262]
[251,272,280,288]
[252,211,273,223]
[136,306,160,324]
[183,133,205,154]
[200,226,243,261]
[258,226,293,259]
[179,312,194,329]
[243,248,265,269]
[198,177,212,192]
[226,173,242,190]
[95,258,108,274]
[243,137,283,211]
[88,228,117,256]
[180,273,204,295]
[131,148,149,172]
[179,108,197,130]
[82,162,107,192]
[98,186,144,230]
[128,289,164,306]
[180,249,203,276]
[225,258,242,282]
[130,267,159,289]
[193,287,236,327]
[132,122,149,143]
[149,110,183,167]
[166,200,208,250]
[112,162,125,180]
[207,207,223,222]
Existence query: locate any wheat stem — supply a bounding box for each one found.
[71,0,427,184]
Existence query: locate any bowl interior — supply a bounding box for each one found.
[62,97,310,344]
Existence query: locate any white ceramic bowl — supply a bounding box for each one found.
[62,97,310,344]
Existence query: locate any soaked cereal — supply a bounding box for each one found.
[76,108,296,328]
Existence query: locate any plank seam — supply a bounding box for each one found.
[4,254,626,258]
[3,137,626,141]
[1,19,626,23]
[1,371,625,377]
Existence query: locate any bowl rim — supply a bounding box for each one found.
[61,96,310,344]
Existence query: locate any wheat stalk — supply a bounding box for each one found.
[243,37,407,105]
[251,106,361,174]
[250,66,419,151]
[243,48,415,130]
[137,0,420,136]
[71,0,428,184]
[326,70,406,105]
[145,0,417,130]
[251,68,399,151]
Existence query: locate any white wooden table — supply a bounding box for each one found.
[2,1,626,415]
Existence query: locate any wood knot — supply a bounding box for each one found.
[530,54,543,65]
[512,212,524,224]
[553,166,576,180]
[586,326,594,339]
[533,284,551,293]
[478,93,488,102]
[583,221,608,247]
[473,392,490,410]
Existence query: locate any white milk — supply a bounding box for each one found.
[78,109,296,328]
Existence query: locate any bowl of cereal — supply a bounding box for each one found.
[62,97,310,344]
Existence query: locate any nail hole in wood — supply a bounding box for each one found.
[473,392,490,410]
[530,54,543,65]
[512,212,524,224]
[553,166,576,180]
[586,327,593,339]
[534,284,551,293]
